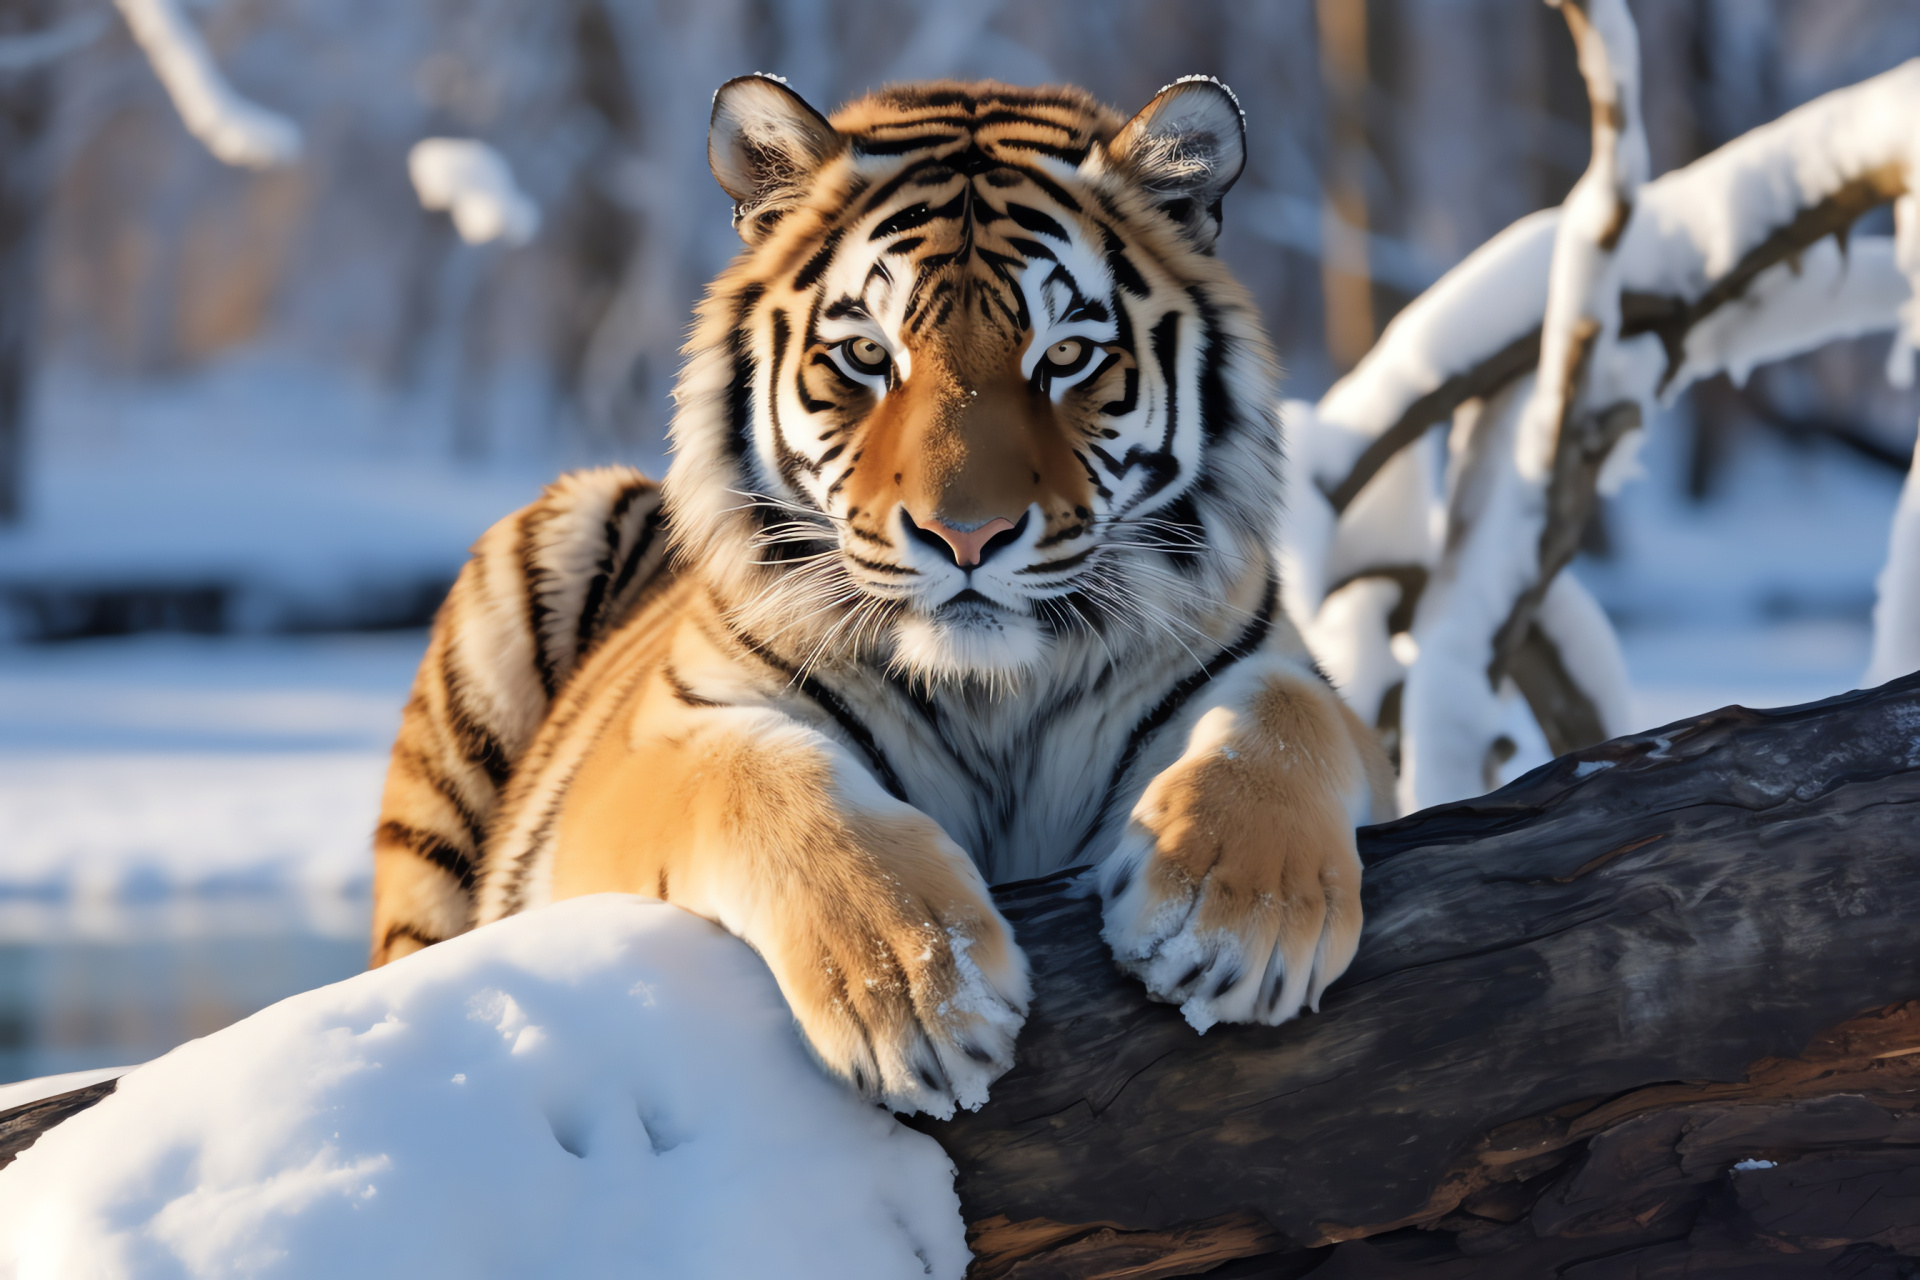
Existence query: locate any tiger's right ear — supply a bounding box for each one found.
[1106,77,1246,253]
[709,75,843,244]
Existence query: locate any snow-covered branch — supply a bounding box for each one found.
[408,139,540,247]
[1396,0,1648,807]
[1291,45,1920,806]
[1312,57,1920,520]
[113,0,300,169]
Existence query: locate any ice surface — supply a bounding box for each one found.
[0,895,971,1280]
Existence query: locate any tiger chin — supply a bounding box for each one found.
[368,74,1396,1118]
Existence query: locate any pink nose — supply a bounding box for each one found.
[912,515,1017,567]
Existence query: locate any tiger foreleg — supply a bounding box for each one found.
[1097,656,1395,1032]
[525,704,1030,1118]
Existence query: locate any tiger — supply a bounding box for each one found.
[369,74,1395,1117]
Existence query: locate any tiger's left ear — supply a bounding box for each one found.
[710,74,843,244]
[1106,77,1246,253]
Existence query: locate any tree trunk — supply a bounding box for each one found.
[0,0,56,526]
[7,676,1920,1277]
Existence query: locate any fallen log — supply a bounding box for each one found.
[6,676,1920,1276]
[919,672,1920,1277]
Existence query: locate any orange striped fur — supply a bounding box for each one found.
[370,79,1393,1116]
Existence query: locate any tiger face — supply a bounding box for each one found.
[668,77,1280,685]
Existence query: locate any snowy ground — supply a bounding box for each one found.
[0,632,425,1082]
[0,896,971,1280]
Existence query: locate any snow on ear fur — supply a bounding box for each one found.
[709,74,842,244]
[1106,76,1246,252]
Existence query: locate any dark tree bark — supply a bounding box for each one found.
[7,677,1920,1277]
[918,674,1920,1277]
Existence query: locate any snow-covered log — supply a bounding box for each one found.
[921,674,1920,1277]
[113,0,301,170]
[1298,42,1920,806]
[9,675,1920,1277]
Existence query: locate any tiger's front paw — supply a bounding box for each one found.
[1097,694,1368,1033]
[765,873,1030,1119]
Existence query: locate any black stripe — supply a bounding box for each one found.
[440,660,515,788]
[846,552,916,575]
[1012,164,1083,215]
[1151,311,1182,454]
[400,742,488,852]
[662,666,722,708]
[604,502,664,618]
[722,619,909,802]
[1099,223,1149,297]
[377,819,476,892]
[858,155,952,218]
[1005,202,1070,241]
[724,284,766,468]
[792,227,845,291]
[499,767,575,917]
[1074,577,1278,859]
[767,309,822,491]
[1154,492,1210,577]
[577,483,645,648]
[381,921,443,953]
[517,507,560,699]
[869,192,966,241]
[1189,287,1239,445]
[995,137,1091,165]
[1101,298,1139,417]
[853,132,965,156]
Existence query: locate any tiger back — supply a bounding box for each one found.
[370,76,1394,1118]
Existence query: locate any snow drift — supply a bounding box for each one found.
[0,895,970,1280]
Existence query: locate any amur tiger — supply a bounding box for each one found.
[370,74,1395,1117]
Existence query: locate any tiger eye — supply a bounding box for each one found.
[1044,339,1085,367]
[845,338,890,375]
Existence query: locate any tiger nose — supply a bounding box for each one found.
[907,513,1024,567]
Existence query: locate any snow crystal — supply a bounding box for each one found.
[409,139,541,247]
[0,895,970,1280]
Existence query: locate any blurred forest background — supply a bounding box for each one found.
[1,0,1918,1085]
[2,0,1919,631]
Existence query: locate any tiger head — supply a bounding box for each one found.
[665,76,1281,685]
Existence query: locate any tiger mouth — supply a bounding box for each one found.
[935,588,1012,619]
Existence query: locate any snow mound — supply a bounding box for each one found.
[0,895,970,1280]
